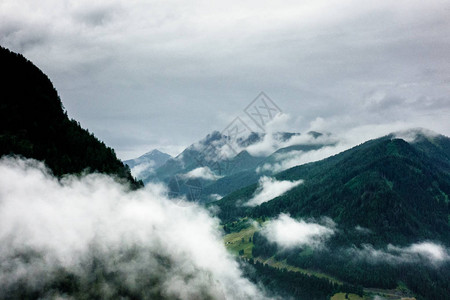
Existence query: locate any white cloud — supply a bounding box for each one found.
[261,214,335,249]
[130,160,156,178]
[393,128,439,143]
[0,157,269,299]
[244,114,336,158]
[256,119,442,173]
[348,242,450,266]
[257,145,346,173]
[244,114,292,157]
[184,166,222,180]
[355,225,373,235]
[245,176,303,207]
[209,193,223,201]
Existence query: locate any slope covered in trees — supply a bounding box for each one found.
[0,46,141,188]
[216,132,450,245]
[216,131,450,299]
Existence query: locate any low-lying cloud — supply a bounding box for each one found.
[245,176,303,207]
[130,160,155,178]
[392,127,440,143]
[348,242,450,266]
[244,114,336,158]
[260,214,335,249]
[255,119,443,174]
[184,166,222,181]
[0,157,268,299]
[256,145,347,174]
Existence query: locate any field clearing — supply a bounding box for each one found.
[224,225,343,284]
[223,225,256,257]
[331,292,365,300]
[224,225,416,300]
[254,256,343,285]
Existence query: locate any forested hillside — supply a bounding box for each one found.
[0,46,141,188]
[217,131,450,299]
[216,133,450,245]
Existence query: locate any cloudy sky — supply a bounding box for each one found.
[1,0,449,159]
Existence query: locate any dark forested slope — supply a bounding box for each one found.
[0,46,141,188]
[216,132,450,245]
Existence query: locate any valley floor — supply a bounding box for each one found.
[223,224,417,300]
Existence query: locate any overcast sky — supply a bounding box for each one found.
[1,0,449,159]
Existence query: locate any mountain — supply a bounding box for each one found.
[201,141,328,200]
[143,131,263,183]
[216,129,450,243]
[214,129,450,299]
[124,149,171,179]
[0,46,142,188]
[143,130,333,202]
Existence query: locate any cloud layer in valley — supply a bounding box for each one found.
[348,242,450,266]
[130,160,156,178]
[245,176,303,207]
[260,214,335,249]
[0,157,268,299]
[184,166,223,181]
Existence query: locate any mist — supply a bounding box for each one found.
[245,177,303,207]
[0,157,269,299]
[260,214,335,250]
[347,242,450,266]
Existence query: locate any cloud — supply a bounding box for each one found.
[209,194,223,201]
[0,157,269,299]
[245,176,303,207]
[348,242,450,266]
[260,214,335,249]
[256,119,445,173]
[244,114,292,157]
[355,225,373,235]
[257,145,345,173]
[244,114,335,158]
[130,160,156,178]
[392,127,439,143]
[184,166,222,181]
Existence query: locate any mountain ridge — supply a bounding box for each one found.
[0,45,142,188]
[214,131,450,245]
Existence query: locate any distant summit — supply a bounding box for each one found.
[137,129,333,202]
[124,149,171,179]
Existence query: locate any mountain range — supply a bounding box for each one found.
[213,129,450,299]
[1,45,449,300]
[215,129,450,244]
[124,149,172,178]
[128,130,334,202]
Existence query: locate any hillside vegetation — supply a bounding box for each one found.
[0,46,141,188]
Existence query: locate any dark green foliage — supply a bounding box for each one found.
[251,231,277,258]
[250,227,450,300]
[215,136,450,245]
[240,259,363,300]
[223,218,254,234]
[0,46,142,188]
[216,133,450,299]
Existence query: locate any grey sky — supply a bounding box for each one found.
[1,0,449,159]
